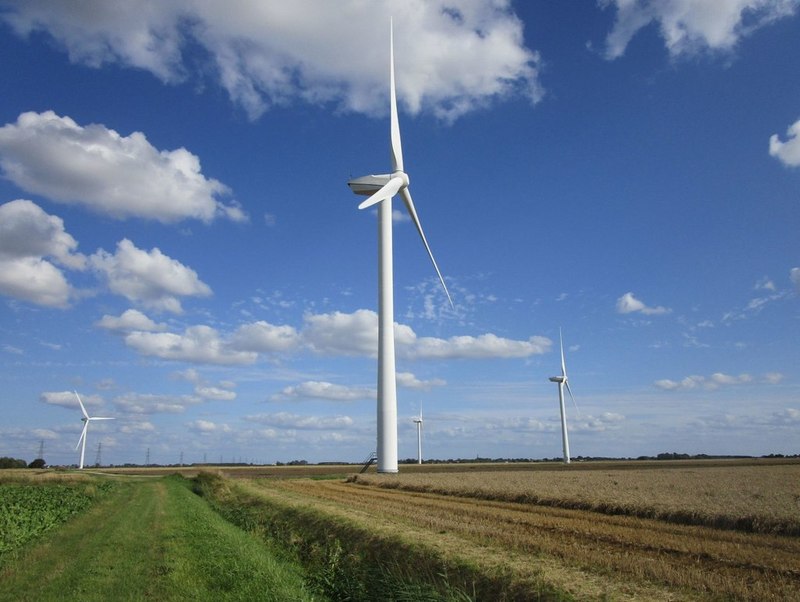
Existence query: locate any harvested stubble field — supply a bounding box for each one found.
[237,460,800,601]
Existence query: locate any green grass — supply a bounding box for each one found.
[0,475,317,601]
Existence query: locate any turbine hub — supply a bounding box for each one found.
[392,170,409,189]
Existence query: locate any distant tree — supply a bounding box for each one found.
[0,457,27,469]
[28,458,46,469]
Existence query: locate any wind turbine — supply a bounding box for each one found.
[74,391,114,470]
[348,20,451,473]
[548,330,576,464]
[413,403,423,465]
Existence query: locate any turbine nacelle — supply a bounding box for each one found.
[549,376,565,383]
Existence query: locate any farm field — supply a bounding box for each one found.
[0,474,315,602]
[226,459,800,601]
[2,460,798,600]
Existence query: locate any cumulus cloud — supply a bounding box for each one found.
[0,1,542,123]
[112,308,551,366]
[95,309,167,332]
[114,392,200,414]
[41,390,103,409]
[271,381,376,402]
[602,0,797,60]
[301,308,550,360]
[302,309,388,357]
[90,239,211,314]
[616,292,671,316]
[0,111,245,223]
[188,419,232,433]
[769,118,800,167]
[231,321,301,353]
[245,412,354,430]
[125,325,257,365]
[408,333,551,359]
[654,371,778,391]
[0,199,85,307]
[396,372,446,390]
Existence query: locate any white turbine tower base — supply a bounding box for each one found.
[348,20,451,473]
[548,330,577,465]
[74,391,114,470]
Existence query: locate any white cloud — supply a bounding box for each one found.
[41,390,103,409]
[406,333,551,360]
[113,392,200,414]
[770,118,800,167]
[188,419,232,433]
[302,308,550,360]
[125,325,257,365]
[655,372,772,391]
[763,372,785,384]
[245,412,354,430]
[95,309,167,332]
[231,321,301,353]
[0,200,85,307]
[302,309,386,356]
[602,0,797,60]
[616,292,671,316]
[396,372,446,390]
[90,239,211,314]
[194,386,236,401]
[0,257,73,309]
[791,267,800,291]
[0,111,245,223]
[271,381,376,402]
[119,421,155,434]
[0,1,542,123]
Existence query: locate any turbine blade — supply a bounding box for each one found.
[90,417,115,421]
[560,329,566,378]
[389,19,403,173]
[565,380,580,416]
[358,176,404,210]
[74,390,89,419]
[75,421,88,451]
[400,187,453,308]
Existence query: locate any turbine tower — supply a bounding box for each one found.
[413,403,423,465]
[74,391,114,470]
[548,330,576,464]
[348,20,451,473]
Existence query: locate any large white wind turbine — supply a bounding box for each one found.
[413,403,423,465]
[74,391,114,470]
[348,21,451,473]
[548,330,576,464]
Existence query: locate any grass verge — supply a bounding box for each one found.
[0,475,316,601]
[194,471,569,601]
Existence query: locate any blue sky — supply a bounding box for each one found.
[0,0,798,466]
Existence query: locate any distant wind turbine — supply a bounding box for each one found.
[348,20,452,473]
[74,391,114,470]
[548,330,577,464]
[413,403,423,465]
